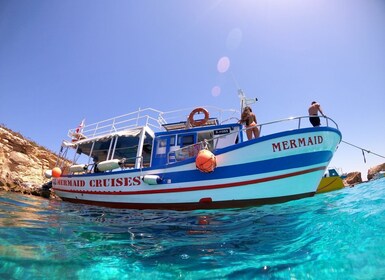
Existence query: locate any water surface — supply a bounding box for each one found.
[1,179,385,279]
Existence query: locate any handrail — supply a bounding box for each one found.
[258,115,338,130]
[68,108,165,139]
[67,106,240,140]
[258,116,338,136]
[167,115,339,164]
[68,106,338,143]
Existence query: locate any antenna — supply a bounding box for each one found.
[238,89,258,112]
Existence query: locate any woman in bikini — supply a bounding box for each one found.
[240,106,260,140]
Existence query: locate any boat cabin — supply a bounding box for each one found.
[152,120,241,166]
[60,116,242,174]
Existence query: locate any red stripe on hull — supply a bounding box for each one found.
[53,166,326,195]
[59,192,315,210]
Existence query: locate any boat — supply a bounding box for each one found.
[48,91,342,210]
[372,170,385,181]
[316,167,345,194]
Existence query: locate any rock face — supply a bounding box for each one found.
[367,163,385,180]
[0,125,59,197]
[343,172,362,186]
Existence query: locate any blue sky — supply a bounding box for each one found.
[1,0,384,179]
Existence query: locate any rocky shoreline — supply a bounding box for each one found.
[343,172,363,186]
[0,180,56,199]
[0,125,383,199]
[0,125,59,199]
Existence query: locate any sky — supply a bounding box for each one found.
[1,0,385,180]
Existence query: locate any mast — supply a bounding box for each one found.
[238,89,258,112]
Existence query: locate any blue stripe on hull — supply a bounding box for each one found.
[164,151,332,184]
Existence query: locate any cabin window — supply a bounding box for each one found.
[170,135,176,146]
[179,135,194,147]
[157,139,167,155]
[213,126,240,149]
[197,131,214,150]
[159,139,167,148]
[90,138,114,162]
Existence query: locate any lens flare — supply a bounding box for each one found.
[211,86,221,97]
[217,56,230,73]
[226,28,242,50]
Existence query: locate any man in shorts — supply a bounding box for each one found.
[308,101,325,127]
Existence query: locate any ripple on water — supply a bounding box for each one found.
[0,179,385,279]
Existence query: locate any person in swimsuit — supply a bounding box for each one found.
[308,101,325,127]
[239,106,260,140]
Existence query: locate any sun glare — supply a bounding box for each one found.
[217,56,230,73]
[211,86,221,97]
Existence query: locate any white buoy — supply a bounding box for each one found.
[69,164,87,173]
[44,170,52,179]
[96,159,121,172]
[143,175,162,185]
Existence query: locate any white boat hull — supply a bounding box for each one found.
[53,127,341,210]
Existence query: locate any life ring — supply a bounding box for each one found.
[188,107,209,127]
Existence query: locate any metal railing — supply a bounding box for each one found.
[67,108,164,139]
[67,106,240,140]
[167,115,339,163]
[258,115,338,135]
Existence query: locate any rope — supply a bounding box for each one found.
[342,140,385,163]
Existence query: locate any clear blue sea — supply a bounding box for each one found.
[1,179,385,280]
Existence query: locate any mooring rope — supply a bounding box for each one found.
[342,140,385,163]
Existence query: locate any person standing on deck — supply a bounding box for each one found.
[308,101,326,127]
[239,106,260,140]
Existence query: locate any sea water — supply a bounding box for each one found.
[1,179,385,280]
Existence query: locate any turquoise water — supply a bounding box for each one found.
[1,179,385,279]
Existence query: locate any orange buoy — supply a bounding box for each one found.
[195,149,216,173]
[52,167,62,178]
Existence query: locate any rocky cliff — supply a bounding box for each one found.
[343,172,362,186]
[367,163,385,180]
[0,125,59,197]
[343,162,385,185]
